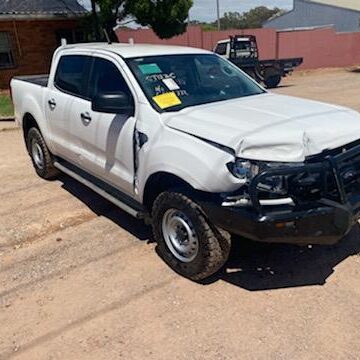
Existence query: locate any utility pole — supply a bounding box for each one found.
[216,0,221,31]
[90,0,100,40]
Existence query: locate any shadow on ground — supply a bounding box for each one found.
[206,225,360,290]
[59,173,360,291]
[58,174,151,242]
[348,67,360,73]
[273,84,294,89]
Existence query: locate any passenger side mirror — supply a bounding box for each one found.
[92,92,134,115]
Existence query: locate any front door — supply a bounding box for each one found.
[81,55,137,196]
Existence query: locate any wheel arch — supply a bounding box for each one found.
[23,113,41,149]
[142,171,195,213]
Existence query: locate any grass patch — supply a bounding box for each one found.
[0,94,14,117]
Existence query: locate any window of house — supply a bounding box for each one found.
[0,32,15,69]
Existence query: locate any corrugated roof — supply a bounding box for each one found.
[0,0,87,15]
[308,0,360,12]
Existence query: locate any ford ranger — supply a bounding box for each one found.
[10,43,360,280]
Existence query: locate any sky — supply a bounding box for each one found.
[78,0,294,23]
[189,0,293,22]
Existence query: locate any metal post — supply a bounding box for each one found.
[216,0,221,31]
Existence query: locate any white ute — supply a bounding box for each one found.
[11,43,360,280]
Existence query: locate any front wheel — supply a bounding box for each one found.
[152,191,231,281]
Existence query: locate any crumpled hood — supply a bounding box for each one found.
[162,93,360,162]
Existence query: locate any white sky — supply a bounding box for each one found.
[78,0,293,23]
[189,0,293,22]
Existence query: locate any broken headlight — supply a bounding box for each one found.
[227,159,259,182]
[226,159,323,206]
[254,163,324,203]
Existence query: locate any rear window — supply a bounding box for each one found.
[54,55,91,97]
[215,43,227,55]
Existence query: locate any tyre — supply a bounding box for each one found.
[26,127,59,179]
[264,75,281,89]
[152,191,231,281]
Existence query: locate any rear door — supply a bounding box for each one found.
[45,54,92,164]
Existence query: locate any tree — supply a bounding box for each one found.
[126,0,193,39]
[86,0,193,41]
[239,6,283,29]
[214,6,283,30]
[189,20,217,31]
[218,12,241,30]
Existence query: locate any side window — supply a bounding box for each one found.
[215,43,227,56]
[0,32,15,68]
[54,55,91,97]
[89,57,132,100]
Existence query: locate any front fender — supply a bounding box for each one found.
[137,127,243,202]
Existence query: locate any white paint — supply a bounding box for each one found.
[164,93,360,162]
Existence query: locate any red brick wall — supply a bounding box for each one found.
[0,19,81,89]
[116,26,360,70]
[278,28,360,69]
[116,26,277,60]
[116,26,204,49]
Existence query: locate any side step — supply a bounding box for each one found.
[54,161,145,219]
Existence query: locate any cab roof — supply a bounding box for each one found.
[217,37,251,44]
[61,43,212,58]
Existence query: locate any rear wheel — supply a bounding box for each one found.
[152,191,231,281]
[26,127,59,179]
[264,74,281,88]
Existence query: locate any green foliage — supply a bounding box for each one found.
[0,94,14,117]
[201,23,218,31]
[85,0,192,41]
[126,0,193,39]
[215,6,283,30]
[189,20,217,31]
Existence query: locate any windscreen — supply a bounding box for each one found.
[126,54,265,112]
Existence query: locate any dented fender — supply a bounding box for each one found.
[136,125,244,202]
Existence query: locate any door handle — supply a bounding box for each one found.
[48,99,56,109]
[80,112,92,124]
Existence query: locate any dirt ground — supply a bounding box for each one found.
[1,68,360,360]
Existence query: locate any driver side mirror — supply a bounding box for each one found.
[92,92,134,115]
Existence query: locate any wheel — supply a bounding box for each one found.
[264,75,281,88]
[244,69,261,84]
[26,127,59,179]
[152,191,231,281]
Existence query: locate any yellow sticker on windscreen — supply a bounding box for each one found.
[153,92,181,109]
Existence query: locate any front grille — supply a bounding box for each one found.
[332,144,360,213]
[249,143,360,214]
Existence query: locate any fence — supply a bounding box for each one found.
[116,26,360,70]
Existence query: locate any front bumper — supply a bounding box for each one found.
[202,200,354,245]
[202,141,360,245]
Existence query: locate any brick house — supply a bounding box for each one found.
[0,0,87,89]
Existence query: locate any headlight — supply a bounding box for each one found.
[227,159,259,182]
[225,159,324,207]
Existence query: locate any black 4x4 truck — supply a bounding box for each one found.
[214,35,303,88]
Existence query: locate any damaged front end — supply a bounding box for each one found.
[201,142,360,245]
[224,158,337,208]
